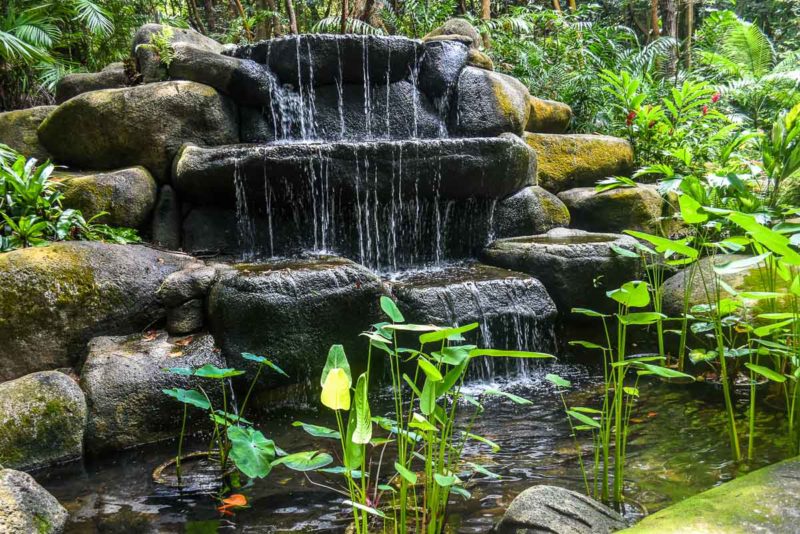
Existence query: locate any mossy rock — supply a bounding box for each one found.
[132,23,224,57]
[37,81,239,183]
[0,242,194,381]
[526,97,572,134]
[0,371,86,471]
[423,18,482,49]
[494,185,570,238]
[0,106,55,161]
[451,67,531,137]
[0,469,67,533]
[525,133,633,193]
[55,65,128,104]
[467,48,494,70]
[55,167,157,230]
[621,456,800,533]
[558,185,665,234]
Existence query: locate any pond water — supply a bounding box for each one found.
[37,361,791,533]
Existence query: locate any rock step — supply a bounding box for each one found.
[525,132,634,193]
[526,97,572,134]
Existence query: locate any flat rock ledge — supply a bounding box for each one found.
[494,485,627,534]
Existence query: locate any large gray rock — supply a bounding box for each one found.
[55,64,128,104]
[494,186,570,238]
[419,39,470,103]
[208,257,386,388]
[423,18,482,49]
[525,133,634,193]
[151,185,182,249]
[495,485,626,534]
[56,166,157,229]
[0,371,86,471]
[174,136,536,206]
[621,456,800,533]
[0,469,68,534]
[526,97,572,134]
[452,67,531,137]
[0,242,194,381]
[227,34,423,87]
[558,185,665,234]
[38,81,239,182]
[168,43,277,108]
[0,106,55,160]
[132,23,223,56]
[481,228,639,314]
[80,332,224,453]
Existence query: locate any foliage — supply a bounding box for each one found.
[0,154,139,251]
[148,25,174,67]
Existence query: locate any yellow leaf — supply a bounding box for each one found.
[321,368,351,411]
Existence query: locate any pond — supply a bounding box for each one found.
[37,360,791,533]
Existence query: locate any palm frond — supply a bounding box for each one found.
[312,16,385,35]
[73,0,114,36]
[721,19,774,79]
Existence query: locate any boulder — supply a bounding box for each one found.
[227,34,423,87]
[494,186,570,238]
[38,81,239,182]
[55,64,128,104]
[134,43,168,83]
[80,332,224,453]
[0,242,194,381]
[525,133,634,193]
[620,456,800,533]
[481,228,639,314]
[151,185,182,249]
[0,469,67,534]
[495,485,626,534]
[467,48,494,70]
[0,106,55,161]
[181,207,237,256]
[424,18,482,49]
[557,185,665,234]
[56,167,157,229]
[0,371,86,471]
[159,263,219,307]
[132,23,223,56]
[167,299,205,335]
[452,67,531,137]
[207,257,385,388]
[526,97,572,134]
[419,40,470,102]
[168,43,277,108]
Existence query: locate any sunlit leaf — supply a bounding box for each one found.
[380,296,405,323]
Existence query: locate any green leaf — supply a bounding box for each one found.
[449,485,471,499]
[417,357,444,381]
[436,360,468,397]
[420,377,437,415]
[567,410,600,428]
[419,323,479,344]
[432,345,474,365]
[162,388,211,410]
[568,340,605,350]
[467,462,502,478]
[351,374,372,445]
[343,500,387,518]
[624,230,699,259]
[380,296,405,323]
[383,324,440,332]
[571,308,610,318]
[611,243,640,258]
[754,318,795,337]
[468,349,555,359]
[545,373,571,388]
[292,421,341,439]
[321,345,351,387]
[433,473,459,487]
[679,194,708,224]
[745,363,787,383]
[194,364,246,379]
[713,253,771,275]
[636,363,695,381]
[409,413,438,432]
[344,409,363,469]
[727,213,800,265]
[319,466,364,478]
[271,450,334,472]
[483,388,532,405]
[241,353,289,377]
[227,426,276,478]
[166,367,194,376]
[607,281,650,308]
[618,312,667,325]
[462,431,500,452]
[394,462,417,484]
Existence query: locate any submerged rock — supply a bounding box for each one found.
[80,332,224,453]
[620,456,800,533]
[0,469,68,534]
[494,186,570,238]
[132,23,223,56]
[56,166,157,229]
[481,228,639,314]
[0,242,194,381]
[0,106,55,161]
[557,185,665,234]
[495,485,626,533]
[0,371,86,471]
[208,257,385,389]
[55,64,128,104]
[38,81,239,182]
[525,133,634,193]
[526,97,572,134]
[452,67,531,137]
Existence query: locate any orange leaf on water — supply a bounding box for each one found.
[222,494,248,507]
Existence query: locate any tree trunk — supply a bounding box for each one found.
[187,0,207,33]
[458,0,467,14]
[650,0,660,41]
[660,0,678,74]
[341,0,349,33]
[684,0,695,69]
[203,0,216,32]
[481,0,491,48]
[552,0,563,13]
[285,0,298,33]
[568,0,577,11]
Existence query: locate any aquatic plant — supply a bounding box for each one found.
[296,296,554,533]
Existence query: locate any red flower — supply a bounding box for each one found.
[626,110,637,126]
[711,92,721,103]
[702,105,709,115]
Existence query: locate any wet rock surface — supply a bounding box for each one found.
[0,371,86,471]
[495,485,626,534]
[0,242,194,381]
[494,186,570,238]
[419,39,470,102]
[0,106,55,160]
[0,469,68,534]
[453,67,531,137]
[80,332,224,453]
[481,228,639,314]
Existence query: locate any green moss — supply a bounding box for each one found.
[33,513,51,534]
